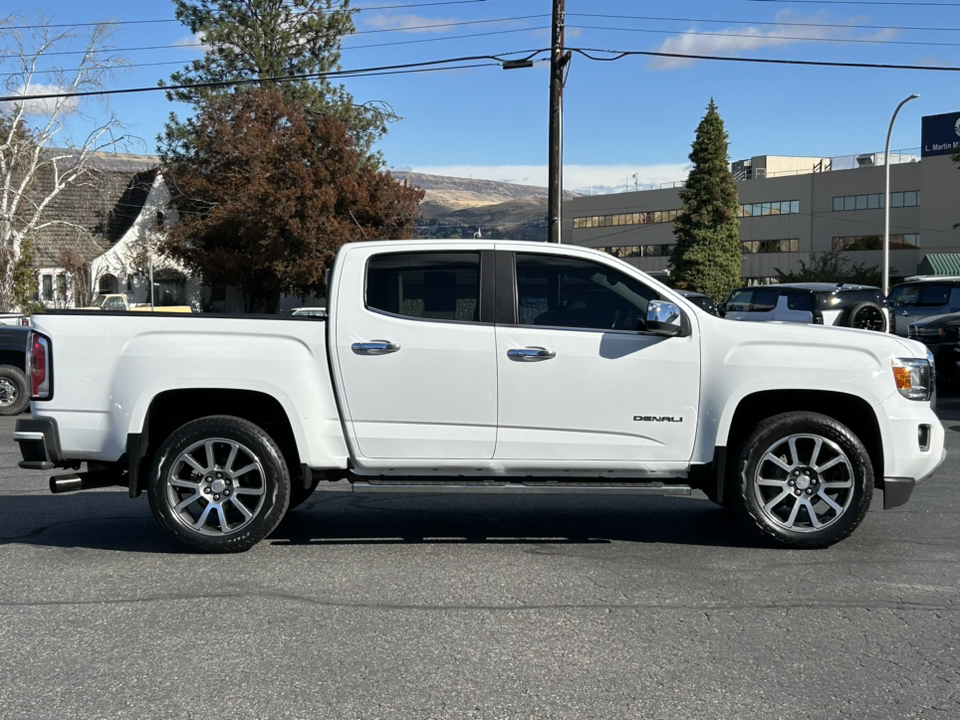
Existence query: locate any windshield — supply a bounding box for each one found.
[91,295,108,308]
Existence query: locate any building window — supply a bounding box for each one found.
[42,274,53,302]
[832,192,920,212]
[572,209,680,230]
[57,274,67,303]
[742,239,799,254]
[737,199,799,218]
[832,234,919,251]
[596,244,673,258]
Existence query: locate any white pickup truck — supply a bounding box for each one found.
[14,240,946,553]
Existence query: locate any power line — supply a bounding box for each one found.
[739,0,960,6]
[570,25,960,49]
[0,15,547,60]
[0,52,545,103]
[0,27,549,78]
[570,13,960,34]
[0,0,507,30]
[571,46,960,72]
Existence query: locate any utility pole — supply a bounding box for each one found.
[547,0,568,243]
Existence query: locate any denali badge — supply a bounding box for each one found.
[634,416,683,423]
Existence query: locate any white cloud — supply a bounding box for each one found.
[400,163,691,194]
[174,33,209,50]
[362,14,459,33]
[649,11,899,70]
[4,84,80,116]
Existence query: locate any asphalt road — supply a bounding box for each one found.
[1,410,958,720]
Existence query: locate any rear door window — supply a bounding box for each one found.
[920,285,950,306]
[751,288,780,312]
[366,252,481,322]
[786,292,814,312]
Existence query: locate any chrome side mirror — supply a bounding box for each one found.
[646,300,687,337]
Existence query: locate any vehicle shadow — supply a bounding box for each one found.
[270,491,763,549]
[0,489,765,553]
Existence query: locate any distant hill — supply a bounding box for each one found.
[392,171,580,241]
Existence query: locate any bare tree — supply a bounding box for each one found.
[0,13,130,310]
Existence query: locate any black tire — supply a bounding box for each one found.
[845,302,888,332]
[147,415,291,553]
[0,365,30,416]
[731,412,873,548]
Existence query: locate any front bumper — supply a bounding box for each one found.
[876,393,946,508]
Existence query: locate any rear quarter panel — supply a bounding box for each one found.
[29,314,348,467]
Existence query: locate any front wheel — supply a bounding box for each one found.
[732,412,873,548]
[147,416,291,553]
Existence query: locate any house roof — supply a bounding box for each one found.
[917,253,960,276]
[18,152,159,268]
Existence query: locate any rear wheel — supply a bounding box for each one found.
[0,365,29,416]
[147,416,290,553]
[732,412,873,548]
[845,302,888,332]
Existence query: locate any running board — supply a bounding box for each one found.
[351,482,692,496]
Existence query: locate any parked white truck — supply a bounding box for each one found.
[14,240,946,552]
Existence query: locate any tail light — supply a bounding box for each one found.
[28,332,51,399]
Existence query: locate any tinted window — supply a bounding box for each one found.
[786,292,814,312]
[818,289,883,310]
[366,252,481,322]
[752,288,780,312]
[920,285,950,306]
[515,254,658,331]
[726,288,754,312]
[889,284,951,308]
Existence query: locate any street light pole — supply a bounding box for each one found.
[883,94,919,296]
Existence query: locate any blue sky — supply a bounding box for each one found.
[3,0,959,194]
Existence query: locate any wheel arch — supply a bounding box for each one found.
[720,390,884,489]
[134,389,303,497]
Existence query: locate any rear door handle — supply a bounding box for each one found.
[352,341,400,354]
[507,346,556,360]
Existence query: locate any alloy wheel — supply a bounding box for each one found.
[751,433,855,532]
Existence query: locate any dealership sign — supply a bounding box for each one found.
[921,112,960,157]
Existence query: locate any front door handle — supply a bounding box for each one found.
[507,346,556,360]
[352,341,400,354]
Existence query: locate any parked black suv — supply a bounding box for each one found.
[719,283,888,332]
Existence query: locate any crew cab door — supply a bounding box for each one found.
[331,247,497,460]
[493,250,700,468]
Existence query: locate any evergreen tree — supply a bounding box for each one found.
[159,0,395,164]
[669,99,742,301]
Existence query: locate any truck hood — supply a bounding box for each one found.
[705,315,929,360]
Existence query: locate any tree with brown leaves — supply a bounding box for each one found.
[161,88,423,312]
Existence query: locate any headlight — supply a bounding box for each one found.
[892,357,933,401]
